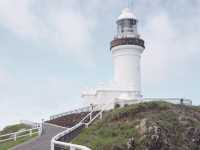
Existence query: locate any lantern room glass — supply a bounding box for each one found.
[117,19,137,37]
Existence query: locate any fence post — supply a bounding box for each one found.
[51,140,54,150]
[100,112,103,120]
[14,133,17,141]
[90,113,92,121]
[39,119,44,136]
[39,125,42,136]
[29,129,32,136]
[70,146,76,150]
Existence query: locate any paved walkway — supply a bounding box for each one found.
[10,123,65,150]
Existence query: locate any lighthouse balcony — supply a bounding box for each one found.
[111,37,145,49]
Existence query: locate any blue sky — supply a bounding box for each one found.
[0,0,200,129]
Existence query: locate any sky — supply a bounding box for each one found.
[0,0,200,129]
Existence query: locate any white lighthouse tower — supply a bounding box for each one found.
[82,7,145,108]
[111,8,145,98]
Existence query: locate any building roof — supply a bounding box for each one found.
[117,8,137,21]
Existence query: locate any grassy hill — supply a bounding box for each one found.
[0,124,37,150]
[0,134,37,150]
[0,124,31,135]
[73,102,200,150]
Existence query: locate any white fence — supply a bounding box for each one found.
[20,120,41,128]
[115,98,192,108]
[142,98,192,105]
[51,104,107,150]
[0,126,42,143]
[50,106,93,120]
[52,123,92,150]
[50,98,192,150]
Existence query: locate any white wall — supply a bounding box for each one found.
[111,45,144,92]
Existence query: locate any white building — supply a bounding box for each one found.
[82,8,145,108]
[81,7,193,108]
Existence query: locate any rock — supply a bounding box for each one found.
[127,137,135,150]
[190,128,200,150]
[145,125,169,150]
[139,119,147,135]
[111,144,126,150]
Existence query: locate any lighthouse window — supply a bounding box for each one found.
[118,19,137,34]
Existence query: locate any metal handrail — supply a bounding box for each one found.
[50,98,192,150]
[50,106,93,120]
[142,98,192,105]
[114,98,192,107]
[51,104,102,142]
[54,140,91,150]
[0,127,41,143]
[51,103,111,150]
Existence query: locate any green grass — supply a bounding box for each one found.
[72,102,200,150]
[0,123,38,150]
[0,124,31,135]
[0,134,38,150]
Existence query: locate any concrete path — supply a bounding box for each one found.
[10,123,65,150]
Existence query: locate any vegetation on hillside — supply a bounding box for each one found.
[73,102,200,150]
[0,134,37,150]
[0,124,31,135]
[0,124,37,150]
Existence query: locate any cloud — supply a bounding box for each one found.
[0,0,40,38]
[0,0,200,129]
[0,67,11,84]
[0,0,97,65]
[0,0,104,129]
[139,0,200,87]
[142,12,176,85]
[0,74,84,129]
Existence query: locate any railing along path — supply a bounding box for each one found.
[51,98,192,150]
[115,98,192,107]
[0,125,42,143]
[50,106,92,120]
[51,104,110,150]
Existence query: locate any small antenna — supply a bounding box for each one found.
[128,0,134,10]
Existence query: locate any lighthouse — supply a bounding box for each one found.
[82,7,145,107]
[111,8,145,98]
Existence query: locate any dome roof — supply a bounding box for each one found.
[117,8,137,21]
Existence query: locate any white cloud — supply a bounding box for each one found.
[0,0,97,65]
[0,74,84,129]
[142,12,176,85]
[0,0,102,129]
[0,67,10,78]
[47,8,94,58]
[0,0,200,129]
[0,0,40,38]
[139,0,200,87]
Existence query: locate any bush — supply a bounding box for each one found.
[114,103,121,109]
